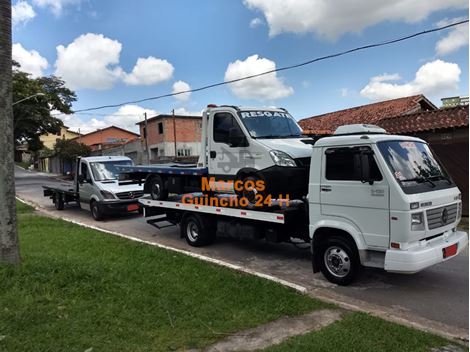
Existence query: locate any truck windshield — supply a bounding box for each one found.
[377,141,453,192]
[90,160,133,181]
[238,111,302,138]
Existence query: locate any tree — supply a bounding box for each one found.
[13,64,76,152]
[54,138,91,165]
[0,0,20,264]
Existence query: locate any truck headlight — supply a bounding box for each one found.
[100,190,116,200]
[411,212,424,231]
[269,150,296,167]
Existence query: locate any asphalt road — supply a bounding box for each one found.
[14,166,469,339]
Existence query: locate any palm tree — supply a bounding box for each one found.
[0,0,20,264]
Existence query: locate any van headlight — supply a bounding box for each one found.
[100,190,116,200]
[411,212,424,231]
[269,150,296,167]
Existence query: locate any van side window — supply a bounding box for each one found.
[81,163,90,181]
[213,113,243,144]
[325,147,382,181]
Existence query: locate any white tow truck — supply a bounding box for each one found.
[139,124,468,285]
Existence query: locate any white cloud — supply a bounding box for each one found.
[172,80,191,101]
[340,88,349,97]
[12,43,48,77]
[243,0,468,39]
[12,1,36,26]
[173,107,202,116]
[104,105,158,133]
[55,33,123,90]
[436,18,469,55]
[360,60,461,101]
[54,112,107,134]
[32,0,80,16]
[224,54,293,100]
[249,17,264,28]
[124,56,174,86]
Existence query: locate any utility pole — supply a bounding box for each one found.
[172,109,177,160]
[144,112,150,164]
[0,0,20,264]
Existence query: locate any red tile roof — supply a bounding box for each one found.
[377,106,469,134]
[299,95,437,135]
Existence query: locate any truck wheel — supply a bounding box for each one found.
[238,175,263,206]
[90,201,104,221]
[181,214,215,247]
[148,175,168,200]
[319,236,360,286]
[54,193,64,210]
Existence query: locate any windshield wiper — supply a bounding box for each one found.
[401,176,436,187]
[429,175,452,185]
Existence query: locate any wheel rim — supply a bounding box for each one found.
[92,204,98,218]
[151,182,161,199]
[186,220,199,242]
[242,184,258,204]
[324,246,350,278]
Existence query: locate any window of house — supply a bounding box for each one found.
[151,148,159,160]
[177,148,191,157]
[213,113,243,144]
[159,149,165,156]
[325,147,382,181]
[158,122,164,134]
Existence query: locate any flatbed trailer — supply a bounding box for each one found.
[139,194,309,247]
[43,184,78,210]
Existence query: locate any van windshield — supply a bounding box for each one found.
[377,141,454,193]
[90,160,133,181]
[238,110,302,138]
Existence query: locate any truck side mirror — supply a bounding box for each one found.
[360,152,373,185]
[228,127,247,147]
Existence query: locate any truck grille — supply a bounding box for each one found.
[116,191,144,200]
[295,157,311,168]
[426,203,458,230]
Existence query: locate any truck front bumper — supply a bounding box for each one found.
[384,230,468,273]
[98,199,141,214]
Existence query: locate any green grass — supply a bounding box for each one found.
[15,161,31,170]
[262,312,463,352]
[0,214,327,352]
[15,200,35,214]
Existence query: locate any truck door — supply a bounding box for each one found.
[320,146,390,248]
[208,112,250,179]
[78,160,93,209]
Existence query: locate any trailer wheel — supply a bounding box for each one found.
[90,200,104,221]
[54,193,64,210]
[181,214,215,247]
[148,175,168,200]
[318,236,360,286]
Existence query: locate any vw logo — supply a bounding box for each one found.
[441,208,448,225]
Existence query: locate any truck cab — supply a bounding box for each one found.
[308,124,467,284]
[200,105,313,199]
[76,156,144,220]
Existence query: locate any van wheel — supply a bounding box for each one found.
[319,236,360,286]
[90,201,104,221]
[54,193,64,210]
[238,175,264,206]
[148,175,168,200]
[181,214,215,247]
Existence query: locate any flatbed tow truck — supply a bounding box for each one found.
[138,123,468,285]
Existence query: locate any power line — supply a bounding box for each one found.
[73,19,468,114]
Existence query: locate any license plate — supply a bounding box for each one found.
[127,204,139,212]
[443,243,458,258]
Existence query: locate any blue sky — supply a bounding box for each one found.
[12,0,469,133]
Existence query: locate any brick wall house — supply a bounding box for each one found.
[136,114,202,162]
[71,126,140,151]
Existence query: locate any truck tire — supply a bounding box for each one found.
[237,175,264,206]
[318,236,361,286]
[181,213,215,247]
[54,192,64,210]
[90,200,104,221]
[148,175,168,200]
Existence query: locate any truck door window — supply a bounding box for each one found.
[81,163,90,182]
[325,147,382,181]
[213,113,243,144]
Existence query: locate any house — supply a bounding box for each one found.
[441,96,469,108]
[299,94,437,135]
[71,126,140,151]
[40,125,80,150]
[136,114,202,162]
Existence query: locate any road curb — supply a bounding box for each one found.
[15,196,469,344]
